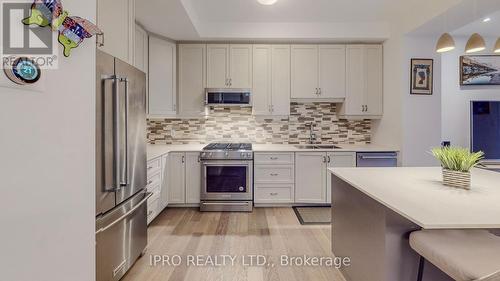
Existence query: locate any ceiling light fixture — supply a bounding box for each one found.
[465,33,486,53]
[257,0,278,5]
[436,33,456,53]
[482,17,491,22]
[494,38,500,53]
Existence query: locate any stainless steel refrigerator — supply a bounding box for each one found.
[95,50,149,281]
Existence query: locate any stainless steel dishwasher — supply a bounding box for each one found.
[356,152,398,167]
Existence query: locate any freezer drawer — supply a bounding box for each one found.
[96,191,150,281]
[356,152,398,167]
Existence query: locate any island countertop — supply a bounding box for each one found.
[329,167,500,229]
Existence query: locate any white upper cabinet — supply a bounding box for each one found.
[252,45,291,116]
[318,45,346,99]
[229,45,253,88]
[178,44,206,116]
[206,44,229,88]
[252,45,272,115]
[133,24,148,73]
[97,0,135,64]
[291,45,346,100]
[291,45,318,99]
[148,37,176,116]
[339,44,383,119]
[206,44,252,88]
[271,45,291,116]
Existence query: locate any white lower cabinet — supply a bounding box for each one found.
[147,157,163,225]
[185,152,201,204]
[167,152,186,204]
[295,152,327,204]
[159,154,169,210]
[326,152,356,204]
[254,152,294,205]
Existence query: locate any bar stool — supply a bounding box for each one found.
[409,229,500,281]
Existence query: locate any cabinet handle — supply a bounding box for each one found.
[147,166,153,170]
[148,210,153,216]
[96,33,105,47]
[315,88,319,95]
[148,180,153,184]
[365,105,368,112]
[270,192,278,196]
[322,156,327,163]
[319,88,322,95]
[270,157,278,160]
[270,173,279,176]
[327,156,331,163]
[182,156,185,163]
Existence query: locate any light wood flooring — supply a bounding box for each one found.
[122,208,346,281]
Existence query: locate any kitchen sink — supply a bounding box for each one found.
[294,144,342,149]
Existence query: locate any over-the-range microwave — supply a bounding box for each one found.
[205,88,252,106]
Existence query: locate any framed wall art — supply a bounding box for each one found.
[460,55,500,86]
[410,58,434,95]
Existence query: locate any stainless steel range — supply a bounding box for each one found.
[200,143,253,212]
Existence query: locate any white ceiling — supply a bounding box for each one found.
[452,9,500,37]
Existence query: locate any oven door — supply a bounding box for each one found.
[201,160,253,201]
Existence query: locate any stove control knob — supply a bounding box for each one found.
[201,152,206,158]
[224,152,229,157]
[208,152,213,157]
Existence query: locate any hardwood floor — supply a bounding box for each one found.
[122,208,346,281]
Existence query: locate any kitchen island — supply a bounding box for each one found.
[329,167,500,281]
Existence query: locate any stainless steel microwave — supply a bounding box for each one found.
[205,88,252,106]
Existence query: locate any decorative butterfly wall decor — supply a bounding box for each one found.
[22,0,103,57]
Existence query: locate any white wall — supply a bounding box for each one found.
[0,1,96,280]
[441,36,500,148]
[401,36,443,166]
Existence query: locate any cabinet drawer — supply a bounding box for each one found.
[254,153,294,165]
[255,165,294,183]
[255,184,294,203]
[148,183,161,201]
[147,158,161,175]
[147,198,159,225]
[147,172,161,187]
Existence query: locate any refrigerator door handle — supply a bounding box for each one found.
[119,77,130,187]
[96,192,152,234]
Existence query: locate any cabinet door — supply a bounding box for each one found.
[364,45,383,116]
[168,153,185,204]
[185,152,201,204]
[159,154,169,210]
[295,152,327,203]
[97,0,135,64]
[319,45,346,99]
[271,45,291,115]
[326,152,356,204]
[207,44,229,88]
[229,44,253,88]
[179,44,206,116]
[252,45,272,115]
[134,24,147,72]
[291,45,318,99]
[149,37,176,116]
[345,45,365,115]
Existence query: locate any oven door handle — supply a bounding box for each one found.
[201,202,250,206]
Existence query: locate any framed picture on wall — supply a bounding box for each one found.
[410,58,434,95]
[460,55,500,86]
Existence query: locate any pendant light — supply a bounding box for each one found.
[435,11,455,53]
[436,33,456,53]
[465,33,486,53]
[494,38,500,53]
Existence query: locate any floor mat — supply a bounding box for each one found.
[293,206,331,225]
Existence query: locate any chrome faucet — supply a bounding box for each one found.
[306,123,317,144]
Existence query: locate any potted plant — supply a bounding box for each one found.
[431,147,484,190]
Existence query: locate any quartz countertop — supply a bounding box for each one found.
[147,143,399,160]
[329,167,500,229]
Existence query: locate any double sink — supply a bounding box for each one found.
[294,144,342,149]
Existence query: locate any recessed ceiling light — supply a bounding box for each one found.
[482,17,491,23]
[257,0,278,5]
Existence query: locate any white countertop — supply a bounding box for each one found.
[329,167,500,229]
[147,143,398,160]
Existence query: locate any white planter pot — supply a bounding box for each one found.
[442,169,471,190]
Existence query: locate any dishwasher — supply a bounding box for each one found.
[356,152,398,167]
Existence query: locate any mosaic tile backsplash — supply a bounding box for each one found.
[147,103,371,145]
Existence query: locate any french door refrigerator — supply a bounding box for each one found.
[95,50,149,281]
